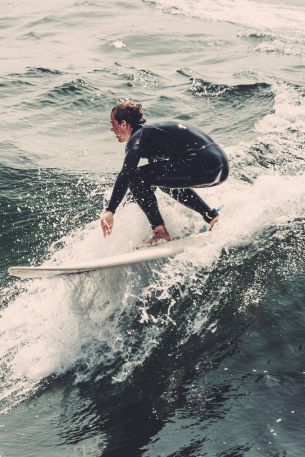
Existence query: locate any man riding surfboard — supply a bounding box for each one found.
[101,101,229,244]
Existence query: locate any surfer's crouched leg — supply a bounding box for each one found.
[129,145,229,234]
[139,143,229,229]
[160,187,211,216]
[128,170,166,229]
[159,188,220,228]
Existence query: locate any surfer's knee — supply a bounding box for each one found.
[217,147,229,183]
[220,162,229,183]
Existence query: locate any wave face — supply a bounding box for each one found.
[145,0,305,57]
[144,0,305,32]
[1,0,305,456]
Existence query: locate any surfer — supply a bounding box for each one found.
[101,101,229,243]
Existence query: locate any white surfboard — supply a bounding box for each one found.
[8,232,207,279]
[8,205,223,279]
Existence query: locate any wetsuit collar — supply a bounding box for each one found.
[132,124,143,135]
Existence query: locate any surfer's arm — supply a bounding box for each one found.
[101,145,141,236]
[105,146,141,214]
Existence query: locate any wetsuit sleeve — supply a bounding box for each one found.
[106,145,141,214]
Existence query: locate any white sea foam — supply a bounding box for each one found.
[110,40,126,49]
[145,0,305,33]
[252,36,305,57]
[256,83,305,134]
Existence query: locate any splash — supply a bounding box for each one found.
[2,167,305,412]
[2,75,305,412]
[256,83,305,134]
[227,82,305,180]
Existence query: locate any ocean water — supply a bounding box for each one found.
[1,0,305,456]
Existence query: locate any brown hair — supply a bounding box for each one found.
[112,101,146,128]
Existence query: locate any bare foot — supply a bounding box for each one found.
[209,216,219,231]
[146,225,171,244]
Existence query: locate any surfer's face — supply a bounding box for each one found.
[110,112,131,143]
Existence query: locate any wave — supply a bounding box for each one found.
[0,143,33,169]
[227,82,305,183]
[253,37,305,57]
[145,0,305,57]
[257,82,305,131]
[127,69,160,90]
[238,30,305,57]
[39,78,105,108]
[175,75,274,141]
[25,67,63,76]
[177,69,271,93]
[1,68,62,100]
[10,75,106,110]
[144,0,305,33]
[188,78,271,99]
[238,31,276,41]
[0,166,106,284]
[1,169,305,413]
[0,77,34,93]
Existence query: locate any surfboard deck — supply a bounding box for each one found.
[8,205,223,279]
[8,232,207,279]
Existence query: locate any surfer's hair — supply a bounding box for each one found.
[112,101,146,128]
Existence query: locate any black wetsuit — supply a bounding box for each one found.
[106,122,229,228]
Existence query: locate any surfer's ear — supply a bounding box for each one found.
[120,119,133,131]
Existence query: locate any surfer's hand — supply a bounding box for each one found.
[209,216,219,231]
[101,211,114,237]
